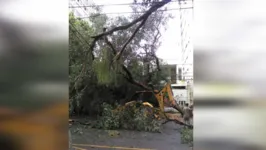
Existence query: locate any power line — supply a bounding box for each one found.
[75,7,193,19]
[69,0,193,8]
[69,3,194,66]
[70,23,92,49]
[69,2,94,21]
[69,24,192,64]
[70,1,193,64]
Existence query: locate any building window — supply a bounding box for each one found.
[172,86,186,90]
[179,101,186,106]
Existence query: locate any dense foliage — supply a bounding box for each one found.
[94,103,161,132]
[180,127,193,146]
[69,3,172,116]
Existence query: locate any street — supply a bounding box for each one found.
[70,121,192,150]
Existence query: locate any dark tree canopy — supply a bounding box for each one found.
[69,0,174,116]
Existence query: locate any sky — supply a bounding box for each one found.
[92,0,193,65]
[194,0,266,52]
[194,0,266,96]
[0,0,194,64]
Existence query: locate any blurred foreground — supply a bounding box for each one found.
[194,0,266,149]
[0,0,68,150]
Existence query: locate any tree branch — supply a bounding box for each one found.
[151,29,161,71]
[88,1,171,90]
[163,118,193,129]
[69,23,95,95]
[105,37,184,115]
[142,25,162,84]
[91,1,170,39]
[122,68,153,90]
[96,1,184,114]
[89,38,97,60]
[104,28,154,91]
[113,17,148,62]
[104,36,117,54]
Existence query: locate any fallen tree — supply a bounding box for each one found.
[88,0,184,115]
[69,0,188,124]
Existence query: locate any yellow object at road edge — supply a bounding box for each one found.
[72,143,156,150]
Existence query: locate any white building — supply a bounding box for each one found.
[170,0,194,105]
[171,82,190,106]
[178,0,193,84]
[161,64,193,106]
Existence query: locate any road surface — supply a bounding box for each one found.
[70,120,192,150]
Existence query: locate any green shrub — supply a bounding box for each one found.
[180,127,193,146]
[96,103,120,130]
[95,102,161,132]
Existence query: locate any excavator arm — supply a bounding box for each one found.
[123,82,190,127]
[154,83,184,116]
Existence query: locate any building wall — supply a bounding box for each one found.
[178,0,193,84]
[172,89,188,105]
[171,82,191,106]
[178,0,194,104]
[165,63,193,105]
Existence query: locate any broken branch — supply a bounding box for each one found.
[113,17,148,62]
[104,32,153,91]
[91,1,170,39]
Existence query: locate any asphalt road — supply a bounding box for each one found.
[70,121,192,150]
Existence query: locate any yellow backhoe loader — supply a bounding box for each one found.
[124,83,192,127]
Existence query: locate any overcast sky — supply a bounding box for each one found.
[194,0,266,95]
[194,0,266,52]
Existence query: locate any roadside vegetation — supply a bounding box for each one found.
[69,0,192,147]
[180,127,193,147]
[94,103,161,132]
